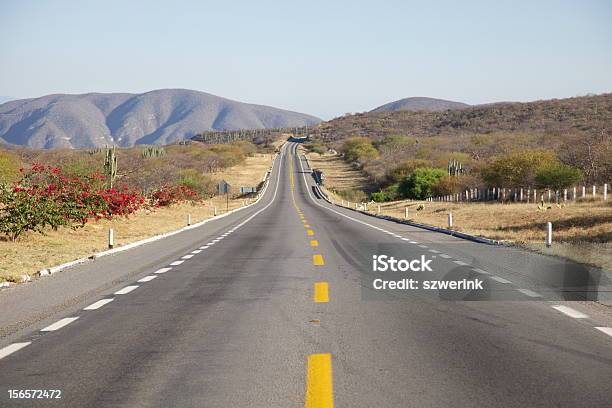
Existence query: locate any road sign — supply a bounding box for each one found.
[218,180,231,194]
[240,186,257,194]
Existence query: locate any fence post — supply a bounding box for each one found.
[448,213,453,228]
[108,228,114,249]
[546,222,552,247]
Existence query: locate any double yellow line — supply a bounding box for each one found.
[289,150,334,407]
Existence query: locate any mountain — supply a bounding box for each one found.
[0,89,321,149]
[371,97,470,113]
[0,96,15,104]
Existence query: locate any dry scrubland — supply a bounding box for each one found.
[0,154,273,283]
[306,150,612,270]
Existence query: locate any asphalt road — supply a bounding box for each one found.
[1,141,611,407]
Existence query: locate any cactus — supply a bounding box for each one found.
[141,146,166,158]
[104,146,118,188]
[448,159,464,176]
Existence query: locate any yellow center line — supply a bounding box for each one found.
[304,224,311,228]
[310,240,319,247]
[307,229,314,236]
[313,281,329,302]
[305,353,334,408]
[313,254,325,266]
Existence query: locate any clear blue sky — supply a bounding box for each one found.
[1,0,611,119]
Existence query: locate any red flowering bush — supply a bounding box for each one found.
[151,185,199,207]
[0,163,144,240]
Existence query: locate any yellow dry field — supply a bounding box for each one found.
[211,153,274,193]
[359,198,612,269]
[0,156,272,283]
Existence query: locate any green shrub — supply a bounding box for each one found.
[535,163,582,190]
[481,150,557,187]
[340,137,379,163]
[398,167,447,199]
[371,184,399,202]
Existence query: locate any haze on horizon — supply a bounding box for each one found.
[1,0,611,119]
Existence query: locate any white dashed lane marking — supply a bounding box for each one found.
[439,254,451,258]
[428,249,440,254]
[595,327,612,338]
[490,276,512,284]
[84,298,114,310]
[472,268,489,274]
[170,260,184,266]
[155,268,171,274]
[418,245,428,249]
[191,249,202,254]
[115,285,139,295]
[41,317,79,332]
[182,254,194,259]
[552,305,589,319]
[517,288,542,298]
[138,275,157,283]
[0,342,31,360]
[200,245,210,249]
[453,260,469,266]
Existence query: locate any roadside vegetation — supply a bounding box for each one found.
[0,141,275,282]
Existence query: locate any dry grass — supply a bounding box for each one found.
[304,149,375,202]
[358,198,612,269]
[0,155,273,283]
[211,153,273,193]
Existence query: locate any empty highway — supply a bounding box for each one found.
[1,141,611,407]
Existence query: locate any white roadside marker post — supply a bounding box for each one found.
[187,213,191,226]
[377,205,381,215]
[214,207,217,216]
[582,186,586,198]
[405,207,408,219]
[573,186,576,200]
[593,185,596,197]
[546,222,552,247]
[108,228,114,249]
[604,184,608,201]
[448,213,453,228]
[563,189,567,201]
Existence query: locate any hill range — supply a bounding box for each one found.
[0,89,321,149]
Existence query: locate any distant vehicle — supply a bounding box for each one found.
[313,169,325,185]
